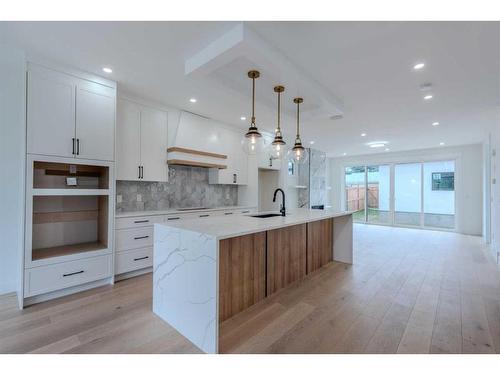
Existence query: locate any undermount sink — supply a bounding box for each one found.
[250,213,284,218]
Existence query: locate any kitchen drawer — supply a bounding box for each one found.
[115,215,164,230]
[115,247,153,275]
[24,254,112,297]
[115,227,153,252]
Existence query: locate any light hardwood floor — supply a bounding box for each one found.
[1,224,500,354]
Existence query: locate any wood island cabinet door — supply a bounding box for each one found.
[266,224,307,295]
[306,218,333,274]
[219,232,266,322]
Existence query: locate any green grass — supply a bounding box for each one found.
[353,208,388,223]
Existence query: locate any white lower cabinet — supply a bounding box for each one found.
[115,247,153,275]
[115,227,154,252]
[24,254,112,298]
[115,214,164,277]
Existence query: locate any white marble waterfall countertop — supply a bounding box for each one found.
[156,208,353,240]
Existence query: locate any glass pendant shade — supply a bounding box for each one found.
[271,85,286,159]
[287,97,308,164]
[241,131,265,155]
[241,70,265,155]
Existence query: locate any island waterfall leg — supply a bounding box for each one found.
[153,224,219,353]
[332,214,353,264]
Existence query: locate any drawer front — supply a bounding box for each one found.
[115,247,153,275]
[115,227,153,252]
[24,255,112,297]
[115,215,164,230]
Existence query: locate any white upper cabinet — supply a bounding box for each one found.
[27,63,116,161]
[75,81,116,161]
[140,106,168,182]
[116,98,168,182]
[27,65,76,158]
[116,99,141,181]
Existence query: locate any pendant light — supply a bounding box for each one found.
[271,85,286,159]
[241,70,265,155]
[288,97,309,164]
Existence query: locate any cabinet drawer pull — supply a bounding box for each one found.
[167,217,180,221]
[241,210,250,213]
[133,256,149,261]
[199,214,210,217]
[224,212,233,215]
[63,270,84,277]
[76,138,80,155]
[133,235,149,240]
[72,138,76,155]
[134,219,149,224]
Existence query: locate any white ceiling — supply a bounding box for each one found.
[1,21,499,156]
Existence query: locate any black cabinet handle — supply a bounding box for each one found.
[167,217,180,221]
[138,166,141,179]
[72,138,75,155]
[134,219,149,224]
[76,139,80,155]
[233,173,237,183]
[199,214,210,217]
[241,210,250,213]
[140,166,143,179]
[63,270,84,277]
[224,212,233,215]
[133,235,149,240]
[133,256,149,261]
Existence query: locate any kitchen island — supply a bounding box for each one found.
[152,209,353,353]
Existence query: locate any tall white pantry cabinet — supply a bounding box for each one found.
[23,62,117,307]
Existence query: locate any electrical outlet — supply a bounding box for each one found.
[116,195,122,203]
[137,194,142,202]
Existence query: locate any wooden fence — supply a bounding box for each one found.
[346,183,379,211]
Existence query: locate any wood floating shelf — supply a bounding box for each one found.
[32,241,107,261]
[32,189,111,196]
[167,147,227,159]
[33,210,99,224]
[167,159,227,169]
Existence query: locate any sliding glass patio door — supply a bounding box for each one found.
[394,163,422,226]
[367,165,391,224]
[344,160,455,231]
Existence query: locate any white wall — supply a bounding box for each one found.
[329,143,483,236]
[258,169,280,211]
[0,46,25,296]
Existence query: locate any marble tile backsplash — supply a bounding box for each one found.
[116,166,238,212]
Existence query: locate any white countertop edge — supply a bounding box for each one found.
[155,210,354,240]
[115,205,257,218]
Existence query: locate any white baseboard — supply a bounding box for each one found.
[114,267,152,282]
[23,277,113,308]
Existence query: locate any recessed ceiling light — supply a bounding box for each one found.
[361,133,367,137]
[240,116,246,121]
[189,98,197,103]
[439,142,445,146]
[342,152,347,156]
[424,94,433,100]
[432,122,439,126]
[385,148,390,151]
[309,141,315,145]
[413,62,425,70]
[102,67,112,73]
[366,141,388,148]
